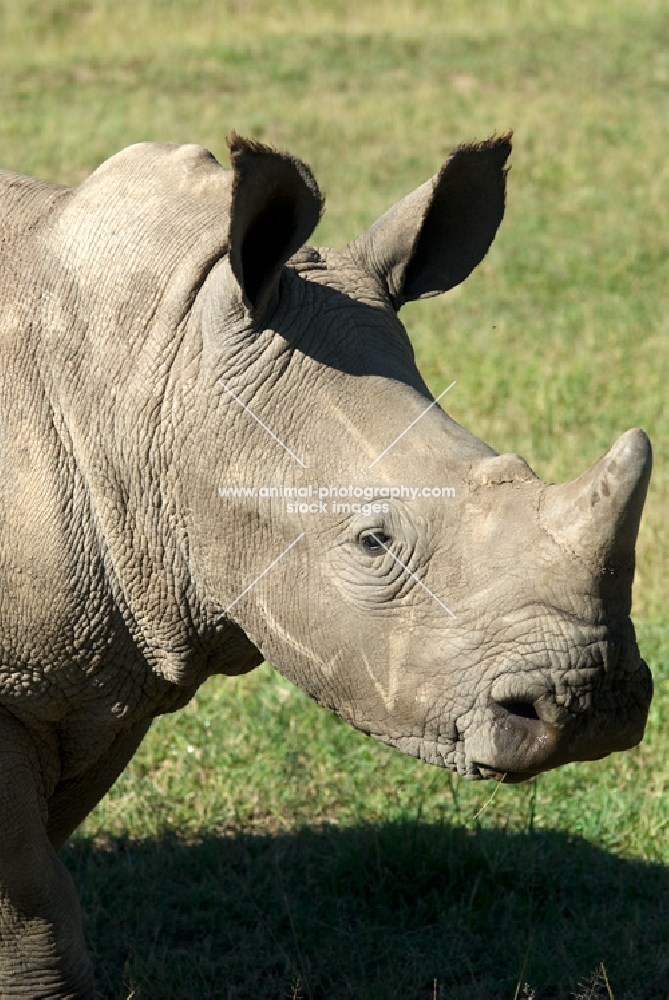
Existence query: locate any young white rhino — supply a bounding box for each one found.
[0,133,652,996]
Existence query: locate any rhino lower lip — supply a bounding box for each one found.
[472,711,564,774]
[476,767,540,783]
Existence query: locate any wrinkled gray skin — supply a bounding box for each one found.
[0,133,652,997]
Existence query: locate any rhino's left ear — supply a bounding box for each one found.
[348,134,511,309]
[227,133,324,317]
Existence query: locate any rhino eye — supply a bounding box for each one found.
[360,531,391,554]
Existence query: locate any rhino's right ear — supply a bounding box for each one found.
[226,133,324,318]
[348,134,511,309]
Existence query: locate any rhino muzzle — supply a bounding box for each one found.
[468,656,653,782]
[466,427,653,781]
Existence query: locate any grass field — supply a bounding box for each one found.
[0,1,667,996]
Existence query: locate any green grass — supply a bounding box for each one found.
[0,1,667,996]
[76,623,669,860]
[65,624,668,998]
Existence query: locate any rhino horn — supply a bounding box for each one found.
[540,428,652,570]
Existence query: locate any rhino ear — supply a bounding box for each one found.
[226,133,324,317]
[348,134,511,309]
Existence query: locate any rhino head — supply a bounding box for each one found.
[173,133,654,781]
[161,133,652,782]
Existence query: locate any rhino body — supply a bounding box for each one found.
[0,134,652,996]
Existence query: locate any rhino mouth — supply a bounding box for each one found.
[367,654,652,781]
[466,671,652,782]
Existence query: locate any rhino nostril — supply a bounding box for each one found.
[498,700,540,721]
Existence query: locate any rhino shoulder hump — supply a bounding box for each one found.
[80,141,232,199]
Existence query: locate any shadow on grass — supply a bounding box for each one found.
[62,822,668,1000]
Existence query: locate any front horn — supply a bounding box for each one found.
[539,428,652,571]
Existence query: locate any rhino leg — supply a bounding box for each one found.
[46,719,152,850]
[0,710,94,999]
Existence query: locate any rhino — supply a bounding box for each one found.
[0,132,652,997]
